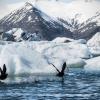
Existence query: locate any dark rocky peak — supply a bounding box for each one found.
[0,2,72,41]
[25,2,33,8]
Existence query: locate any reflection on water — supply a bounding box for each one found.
[0,68,100,100]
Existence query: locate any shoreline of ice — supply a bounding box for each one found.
[0,34,100,76]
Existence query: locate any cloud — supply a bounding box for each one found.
[0,0,100,19]
[0,0,37,19]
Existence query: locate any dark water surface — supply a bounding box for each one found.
[0,68,100,100]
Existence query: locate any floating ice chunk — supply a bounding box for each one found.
[47,57,86,68]
[67,58,86,68]
[84,56,100,72]
[43,42,91,59]
[74,39,87,44]
[87,32,100,56]
[52,37,74,43]
[0,44,55,76]
[0,40,92,76]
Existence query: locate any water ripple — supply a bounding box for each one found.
[0,68,100,100]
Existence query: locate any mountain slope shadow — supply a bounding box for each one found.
[0,2,72,41]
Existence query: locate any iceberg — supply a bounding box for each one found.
[43,42,91,59]
[0,43,56,76]
[84,56,100,72]
[0,39,91,76]
[52,37,74,43]
[67,58,86,68]
[87,32,100,56]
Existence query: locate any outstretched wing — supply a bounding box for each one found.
[61,62,66,73]
[0,67,3,74]
[51,63,60,73]
[3,64,7,74]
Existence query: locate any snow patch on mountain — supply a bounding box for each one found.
[5,28,43,41]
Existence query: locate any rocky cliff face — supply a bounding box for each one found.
[0,1,100,41]
[0,2,72,41]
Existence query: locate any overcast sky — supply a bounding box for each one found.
[0,0,99,19]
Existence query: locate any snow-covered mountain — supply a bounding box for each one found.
[58,13,100,40]
[37,0,100,40]
[0,2,72,41]
[0,0,100,41]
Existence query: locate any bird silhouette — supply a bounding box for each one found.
[0,64,8,80]
[51,62,67,77]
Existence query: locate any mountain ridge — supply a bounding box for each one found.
[0,2,72,41]
[0,1,100,41]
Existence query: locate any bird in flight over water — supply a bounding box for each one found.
[51,62,67,77]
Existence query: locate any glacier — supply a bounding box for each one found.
[84,32,100,72]
[84,56,100,72]
[87,32,100,56]
[0,37,93,77]
[1,32,100,77]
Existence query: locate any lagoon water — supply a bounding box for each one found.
[0,68,100,100]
